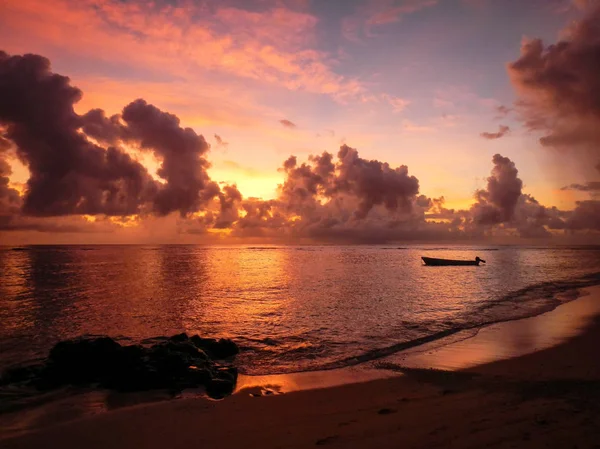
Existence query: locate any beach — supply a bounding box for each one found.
[2,286,600,448]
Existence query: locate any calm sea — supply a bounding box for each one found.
[1,245,600,374]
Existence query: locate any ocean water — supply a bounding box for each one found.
[1,245,600,375]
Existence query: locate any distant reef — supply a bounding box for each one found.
[0,333,239,399]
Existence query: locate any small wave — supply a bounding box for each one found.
[418,247,499,251]
[316,328,467,370]
[476,271,600,316]
[288,270,600,372]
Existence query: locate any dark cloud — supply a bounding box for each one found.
[566,200,600,231]
[510,194,558,238]
[508,5,600,175]
[471,154,523,225]
[560,182,600,192]
[275,145,420,222]
[2,50,598,242]
[213,184,242,229]
[278,151,335,215]
[81,99,222,217]
[121,99,219,216]
[279,119,297,129]
[335,145,420,218]
[214,134,228,149]
[480,125,510,140]
[0,50,226,221]
[219,145,424,242]
[0,157,21,225]
[81,109,122,146]
[0,51,158,217]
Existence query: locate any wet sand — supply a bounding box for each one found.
[2,286,600,448]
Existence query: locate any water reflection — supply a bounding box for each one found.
[188,247,290,338]
[0,245,599,374]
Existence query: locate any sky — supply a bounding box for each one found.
[0,0,599,244]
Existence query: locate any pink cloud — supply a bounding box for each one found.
[0,0,366,103]
[366,0,438,26]
[480,125,511,140]
[279,119,298,129]
[383,95,411,113]
[342,0,438,41]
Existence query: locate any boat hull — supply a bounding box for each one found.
[421,257,481,266]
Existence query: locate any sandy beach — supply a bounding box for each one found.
[2,286,600,449]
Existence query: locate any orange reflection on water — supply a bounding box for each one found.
[235,368,395,395]
[182,247,291,338]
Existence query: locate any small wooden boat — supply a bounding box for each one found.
[421,256,486,266]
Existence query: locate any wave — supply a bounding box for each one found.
[259,271,600,373]
[418,247,500,251]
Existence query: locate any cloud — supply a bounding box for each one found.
[465,154,585,237]
[366,0,438,27]
[1,0,367,104]
[566,200,600,230]
[342,0,438,41]
[0,51,158,217]
[560,182,600,192]
[0,50,225,221]
[177,151,595,242]
[480,125,510,140]
[334,145,420,218]
[2,50,598,242]
[384,95,410,113]
[214,134,229,149]
[0,157,22,225]
[279,119,297,129]
[508,4,600,176]
[180,145,425,242]
[471,154,523,225]
[121,99,219,216]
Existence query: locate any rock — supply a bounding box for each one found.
[0,364,44,386]
[1,333,239,398]
[190,336,239,359]
[47,336,122,384]
[206,378,235,398]
[180,365,212,389]
[169,333,189,343]
[214,366,238,383]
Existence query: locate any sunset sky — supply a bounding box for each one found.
[0,0,599,244]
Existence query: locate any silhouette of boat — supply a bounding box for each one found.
[421,256,486,266]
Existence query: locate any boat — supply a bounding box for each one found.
[421,256,486,266]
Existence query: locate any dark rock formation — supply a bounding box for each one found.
[0,333,239,399]
[189,335,239,359]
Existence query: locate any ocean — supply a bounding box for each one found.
[1,245,600,375]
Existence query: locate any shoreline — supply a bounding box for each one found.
[235,285,600,394]
[2,286,600,447]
